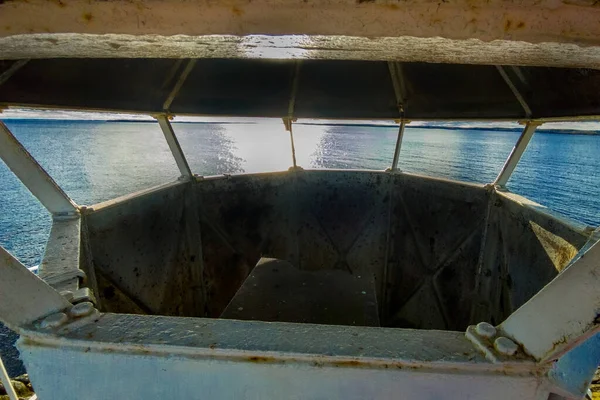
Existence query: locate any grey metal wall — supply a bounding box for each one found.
[82,171,588,330]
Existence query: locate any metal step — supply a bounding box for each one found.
[220,258,380,327]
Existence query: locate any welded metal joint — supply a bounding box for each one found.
[493,121,542,188]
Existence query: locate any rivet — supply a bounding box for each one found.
[494,337,518,356]
[475,322,497,338]
[40,312,68,329]
[70,301,95,318]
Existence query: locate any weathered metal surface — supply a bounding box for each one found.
[547,334,600,398]
[0,121,78,215]
[386,173,487,330]
[499,239,600,363]
[2,0,600,68]
[39,217,83,293]
[83,180,203,316]
[17,313,550,400]
[221,258,380,326]
[0,246,70,331]
[1,59,600,119]
[470,190,590,325]
[80,170,589,334]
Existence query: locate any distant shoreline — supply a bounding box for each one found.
[3,118,599,136]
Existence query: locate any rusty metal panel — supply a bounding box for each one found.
[386,173,488,330]
[84,181,201,316]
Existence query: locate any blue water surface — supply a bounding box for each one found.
[0,120,598,267]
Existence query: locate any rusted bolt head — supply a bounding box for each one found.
[494,337,518,356]
[70,301,95,318]
[40,312,68,329]
[475,322,496,338]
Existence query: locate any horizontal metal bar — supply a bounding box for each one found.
[0,121,78,215]
[1,104,599,123]
[499,239,600,362]
[84,179,187,214]
[156,115,193,178]
[0,246,71,330]
[493,121,540,187]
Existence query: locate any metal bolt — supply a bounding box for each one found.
[475,322,497,338]
[494,337,518,356]
[70,301,95,318]
[60,290,74,302]
[40,312,68,329]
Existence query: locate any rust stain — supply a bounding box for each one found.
[247,356,275,363]
[384,4,399,10]
[331,360,362,367]
[504,19,512,31]
[231,6,243,16]
[516,21,525,29]
[82,12,93,23]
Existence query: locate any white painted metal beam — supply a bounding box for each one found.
[18,313,550,400]
[0,355,18,400]
[0,246,70,331]
[155,115,193,178]
[499,240,600,362]
[162,59,196,112]
[496,65,532,117]
[493,121,540,188]
[390,121,406,172]
[0,121,78,215]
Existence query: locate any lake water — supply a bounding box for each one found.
[1,119,599,267]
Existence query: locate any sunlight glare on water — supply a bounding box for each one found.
[0,118,599,268]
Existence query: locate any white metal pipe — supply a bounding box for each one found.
[390,121,406,171]
[0,354,18,400]
[496,66,532,117]
[156,115,193,178]
[0,121,78,215]
[493,121,540,187]
[162,59,196,112]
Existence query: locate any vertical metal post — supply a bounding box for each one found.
[493,121,541,187]
[285,61,302,169]
[283,118,297,168]
[156,115,193,178]
[0,121,78,215]
[390,120,406,171]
